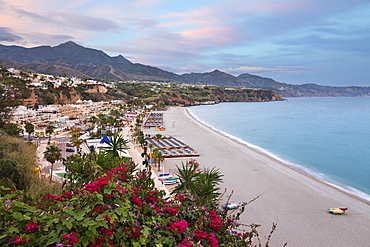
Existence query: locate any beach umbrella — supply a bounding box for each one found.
[100,135,111,144]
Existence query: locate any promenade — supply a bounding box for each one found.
[37,128,171,197]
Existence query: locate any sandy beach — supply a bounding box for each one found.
[145,106,370,247]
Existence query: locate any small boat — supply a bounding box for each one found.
[327,207,348,215]
[221,202,242,210]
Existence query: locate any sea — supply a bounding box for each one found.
[187,97,370,203]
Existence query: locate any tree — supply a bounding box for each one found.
[0,158,26,190]
[97,113,107,134]
[100,134,129,158]
[153,133,163,146]
[110,109,121,118]
[172,162,200,196]
[172,163,223,207]
[25,122,34,141]
[195,167,223,206]
[71,137,83,153]
[4,123,21,137]
[45,125,54,141]
[0,74,30,127]
[43,145,62,183]
[152,148,164,171]
[70,127,83,153]
[89,115,98,131]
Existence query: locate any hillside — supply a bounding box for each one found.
[1,41,370,97]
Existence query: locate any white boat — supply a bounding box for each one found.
[221,202,242,210]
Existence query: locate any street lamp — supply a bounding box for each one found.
[141,142,149,169]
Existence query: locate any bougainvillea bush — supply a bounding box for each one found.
[0,163,256,246]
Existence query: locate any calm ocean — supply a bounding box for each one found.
[188,97,370,202]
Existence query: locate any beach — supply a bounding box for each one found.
[145,107,370,247]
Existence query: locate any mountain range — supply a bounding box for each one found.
[1,41,370,97]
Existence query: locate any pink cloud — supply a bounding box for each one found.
[180,26,239,47]
[223,65,323,75]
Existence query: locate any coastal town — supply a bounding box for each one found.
[1,66,370,246]
[3,66,202,197]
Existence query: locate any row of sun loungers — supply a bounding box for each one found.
[144,112,164,128]
[145,135,199,158]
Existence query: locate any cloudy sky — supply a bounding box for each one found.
[1,0,369,86]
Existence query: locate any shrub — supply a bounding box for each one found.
[0,164,256,246]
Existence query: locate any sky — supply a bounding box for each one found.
[0,0,369,86]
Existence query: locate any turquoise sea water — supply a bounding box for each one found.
[188,97,370,202]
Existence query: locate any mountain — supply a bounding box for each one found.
[238,73,370,97]
[1,41,370,97]
[179,70,254,88]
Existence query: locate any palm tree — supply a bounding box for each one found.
[43,145,62,183]
[97,113,107,134]
[25,122,34,141]
[194,167,223,206]
[172,163,223,207]
[71,137,83,153]
[153,133,162,146]
[89,115,98,132]
[110,109,121,119]
[100,134,129,158]
[172,162,200,196]
[152,148,164,171]
[45,125,54,141]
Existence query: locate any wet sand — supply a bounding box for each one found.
[144,106,370,247]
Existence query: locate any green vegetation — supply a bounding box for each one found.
[172,163,224,207]
[0,144,268,246]
[0,134,62,195]
[0,66,31,127]
[43,145,62,184]
[115,82,281,106]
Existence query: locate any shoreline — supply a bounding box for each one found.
[145,106,370,247]
[185,107,370,206]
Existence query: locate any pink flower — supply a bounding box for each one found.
[164,207,178,216]
[179,238,194,246]
[208,232,219,247]
[194,230,208,242]
[13,236,27,243]
[168,220,188,234]
[25,220,39,233]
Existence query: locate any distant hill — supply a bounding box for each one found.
[1,41,370,97]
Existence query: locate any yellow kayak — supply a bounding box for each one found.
[328,207,348,214]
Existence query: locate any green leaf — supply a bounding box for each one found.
[73,210,86,221]
[88,225,98,235]
[56,223,64,233]
[46,232,59,245]
[12,212,30,221]
[82,218,96,227]
[80,236,90,247]
[8,226,19,233]
[96,193,103,203]
[63,217,74,230]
